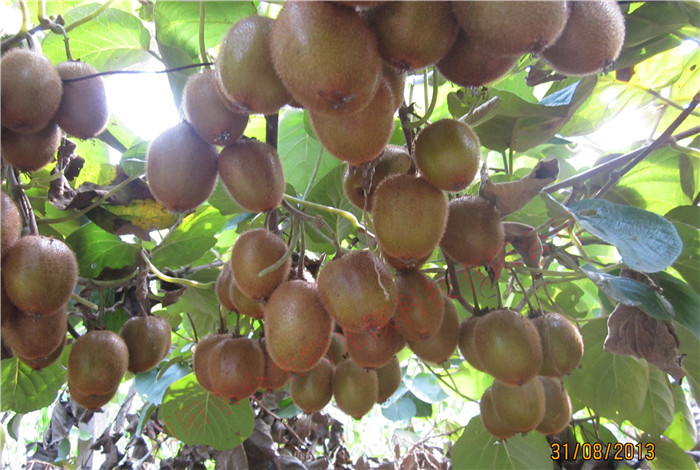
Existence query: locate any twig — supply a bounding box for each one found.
[445,259,475,314]
[198,2,209,66]
[140,250,214,289]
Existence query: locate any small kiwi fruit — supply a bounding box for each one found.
[326,331,348,365]
[67,330,129,397]
[414,119,481,192]
[119,315,171,373]
[230,228,291,300]
[1,48,63,134]
[344,321,405,369]
[380,249,431,273]
[372,174,448,263]
[69,381,116,410]
[18,337,65,370]
[375,355,401,403]
[193,333,228,392]
[333,357,378,419]
[382,63,405,110]
[1,123,62,172]
[541,0,626,76]
[1,191,21,257]
[490,378,546,433]
[271,1,381,115]
[479,386,517,440]
[182,69,248,146]
[218,139,285,213]
[216,15,292,115]
[263,280,333,373]
[55,60,109,139]
[1,305,67,360]
[2,235,78,316]
[259,338,290,391]
[535,376,572,436]
[291,357,334,413]
[532,312,584,377]
[317,250,397,331]
[215,263,237,311]
[458,316,487,372]
[393,270,445,342]
[146,122,218,212]
[208,336,265,401]
[408,298,459,365]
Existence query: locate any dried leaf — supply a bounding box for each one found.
[503,222,544,269]
[215,446,249,470]
[479,159,559,216]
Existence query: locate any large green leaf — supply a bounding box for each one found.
[566,320,649,423]
[664,383,698,451]
[665,206,700,294]
[675,324,700,404]
[655,272,700,339]
[646,437,698,470]
[135,362,191,406]
[1,356,66,414]
[627,367,674,436]
[160,373,255,450]
[450,416,553,470]
[42,4,151,70]
[65,223,138,278]
[405,372,448,404]
[569,199,683,273]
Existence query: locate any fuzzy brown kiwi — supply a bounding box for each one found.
[2,235,78,316]
[344,321,405,369]
[291,357,334,413]
[1,123,62,172]
[218,139,285,213]
[1,305,67,360]
[119,315,171,373]
[67,330,129,397]
[1,48,63,134]
[532,312,584,377]
[375,355,401,403]
[333,357,378,419]
[18,337,65,370]
[326,331,348,365]
[55,60,109,139]
[535,376,572,435]
[146,122,218,212]
[182,70,248,146]
[230,228,291,300]
[271,1,381,115]
[69,381,117,410]
[208,336,265,401]
[393,270,445,342]
[382,63,405,110]
[458,316,487,372]
[1,192,21,257]
[259,338,290,391]
[479,386,517,439]
[193,333,228,392]
[215,262,237,311]
[408,298,459,365]
[491,378,546,433]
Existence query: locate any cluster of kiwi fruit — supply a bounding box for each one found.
[459,310,584,438]
[1,48,109,172]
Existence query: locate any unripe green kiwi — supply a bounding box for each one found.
[1,48,63,134]
[375,355,401,403]
[67,330,129,397]
[146,122,218,212]
[1,305,67,360]
[1,123,61,172]
[333,357,378,419]
[393,270,445,342]
[119,315,171,373]
[230,228,291,300]
[310,78,395,165]
[55,60,109,139]
[532,313,584,377]
[208,336,265,401]
[414,119,481,192]
[408,298,459,365]
[1,192,21,257]
[271,1,381,115]
[291,357,334,413]
[2,235,78,316]
[183,69,248,146]
[372,174,448,263]
[480,386,517,440]
[216,15,291,115]
[541,0,625,76]
[218,139,285,213]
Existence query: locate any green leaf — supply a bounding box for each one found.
[208,181,245,217]
[65,223,138,278]
[665,205,700,294]
[151,205,226,269]
[665,383,698,451]
[42,4,151,70]
[408,392,433,418]
[73,138,118,187]
[120,141,148,178]
[160,373,255,450]
[581,265,675,321]
[1,356,66,414]
[450,416,553,470]
[628,367,674,435]
[135,362,191,406]
[646,437,698,470]
[655,272,700,339]
[405,372,448,403]
[566,320,649,423]
[569,199,683,273]
[675,324,700,404]
[380,392,417,422]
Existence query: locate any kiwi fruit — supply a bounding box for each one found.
[439,195,505,266]
[193,333,228,392]
[291,357,334,413]
[408,298,459,365]
[2,235,78,316]
[326,331,348,365]
[1,123,62,172]
[437,30,519,88]
[372,174,448,263]
[264,280,333,373]
[344,321,404,369]
[414,119,481,192]
[54,60,109,139]
[259,338,290,391]
[364,1,458,71]
[18,337,65,370]
[393,270,445,342]
[216,15,291,115]
[69,381,116,410]
[451,1,569,57]
[182,70,248,146]
[1,48,63,134]
[473,309,543,386]
[218,139,285,213]
[215,263,237,311]
[119,315,171,373]
[375,355,401,403]
[536,376,572,436]
[271,1,381,115]
[310,78,395,166]
[1,305,67,360]
[67,330,129,397]
[490,378,546,433]
[480,386,517,440]
[230,228,291,300]
[208,336,265,401]
[458,316,487,372]
[231,280,265,320]
[317,250,397,331]
[532,312,584,377]
[382,64,405,110]
[380,249,431,273]
[342,145,411,213]
[146,122,218,212]
[333,357,378,419]
[1,192,21,257]
[541,0,626,76]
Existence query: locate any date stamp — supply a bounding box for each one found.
[551,442,655,461]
